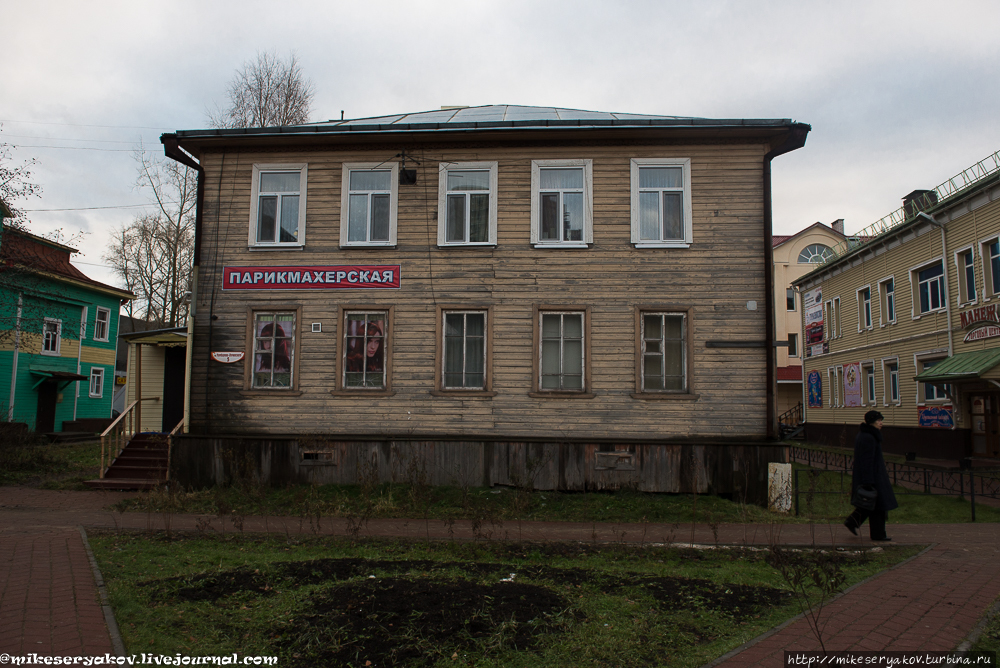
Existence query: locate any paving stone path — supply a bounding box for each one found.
[0,487,998,666]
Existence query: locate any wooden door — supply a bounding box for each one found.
[35,381,57,433]
[970,394,1000,458]
[161,346,186,432]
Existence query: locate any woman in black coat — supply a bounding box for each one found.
[844,410,898,541]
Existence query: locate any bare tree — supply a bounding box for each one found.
[209,51,314,128]
[103,147,196,328]
[0,126,42,230]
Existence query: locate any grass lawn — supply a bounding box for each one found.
[89,532,920,667]
[972,597,1000,655]
[0,435,102,489]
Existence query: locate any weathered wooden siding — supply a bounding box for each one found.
[800,181,1000,434]
[190,140,771,441]
[171,435,784,502]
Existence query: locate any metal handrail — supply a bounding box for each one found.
[99,397,160,478]
[165,418,184,482]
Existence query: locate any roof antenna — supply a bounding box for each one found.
[340,110,344,121]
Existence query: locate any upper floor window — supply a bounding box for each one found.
[94,307,110,342]
[249,164,307,248]
[437,162,498,246]
[879,277,896,325]
[530,160,592,247]
[824,298,841,339]
[42,319,61,356]
[982,238,1000,299]
[858,286,872,330]
[913,261,945,315]
[787,332,798,357]
[341,163,399,247]
[630,158,692,247]
[89,367,104,398]
[956,248,977,305]
[798,244,834,264]
[786,288,796,311]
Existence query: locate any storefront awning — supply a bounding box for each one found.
[913,348,1000,383]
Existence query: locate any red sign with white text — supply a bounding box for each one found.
[222,266,400,290]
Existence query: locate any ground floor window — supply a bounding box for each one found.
[539,311,585,391]
[443,311,486,389]
[344,311,387,389]
[89,367,104,398]
[252,312,295,388]
[641,312,686,392]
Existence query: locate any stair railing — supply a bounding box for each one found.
[778,402,804,427]
[165,418,184,482]
[99,397,160,478]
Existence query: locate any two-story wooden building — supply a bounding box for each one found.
[162,105,809,498]
[794,150,1000,462]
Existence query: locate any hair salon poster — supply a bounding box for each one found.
[843,362,863,407]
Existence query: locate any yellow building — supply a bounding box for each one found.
[794,151,1000,462]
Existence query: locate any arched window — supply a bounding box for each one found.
[798,244,834,264]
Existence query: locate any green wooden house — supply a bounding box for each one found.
[1,209,133,433]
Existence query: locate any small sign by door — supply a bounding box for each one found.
[211,352,245,363]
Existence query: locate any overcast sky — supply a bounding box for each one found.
[4,0,1000,288]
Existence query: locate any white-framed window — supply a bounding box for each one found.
[442,311,487,390]
[916,353,950,404]
[343,311,388,389]
[251,312,296,389]
[910,259,946,316]
[882,358,900,405]
[437,162,498,246]
[42,318,61,356]
[878,276,896,326]
[981,237,1000,299]
[826,366,841,407]
[786,288,796,311]
[798,244,834,264]
[249,164,307,248]
[640,312,687,392]
[955,246,977,306]
[530,160,593,247]
[93,307,110,342]
[89,367,104,398]
[341,163,399,247]
[788,332,798,358]
[857,286,872,331]
[862,361,876,406]
[539,311,585,391]
[630,158,692,247]
[824,298,841,340]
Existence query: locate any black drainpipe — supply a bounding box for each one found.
[763,123,811,440]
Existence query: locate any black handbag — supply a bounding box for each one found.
[851,484,878,511]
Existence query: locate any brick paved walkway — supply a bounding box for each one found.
[1,487,998,665]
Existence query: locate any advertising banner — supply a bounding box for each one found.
[843,362,862,407]
[807,370,823,408]
[223,265,401,290]
[918,405,954,428]
[803,287,824,358]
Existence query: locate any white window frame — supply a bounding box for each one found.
[878,276,896,326]
[824,297,841,340]
[826,366,841,407]
[89,367,104,398]
[530,159,593,248]
[340,162,399,247]
[437,162,498,247]
[909,257,946,318]
[629,158,692,248]
[857,285,873,331]
[862,360,876,406]
[914,350,950,405]
[248,163,308,249]
[954,245,977,307]
[980,236,1000,301]
[93,307,110,342]
[41,318,61,356]
[881,357,900,406]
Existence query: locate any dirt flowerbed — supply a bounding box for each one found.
[91,533,919,668]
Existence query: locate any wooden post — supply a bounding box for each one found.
[136,343,142,434]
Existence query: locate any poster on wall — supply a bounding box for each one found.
[803,287,824,358]
[843,362,863,407]
[807,370,823,408]
[918,405,954,428]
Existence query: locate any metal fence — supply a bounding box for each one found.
[789,446,1000,521]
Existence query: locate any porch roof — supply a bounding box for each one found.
[913,348,1000,382]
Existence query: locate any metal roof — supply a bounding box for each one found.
[913,348,1000,383]
[171,104,799,139]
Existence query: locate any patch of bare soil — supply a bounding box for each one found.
[140,556,788,666]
